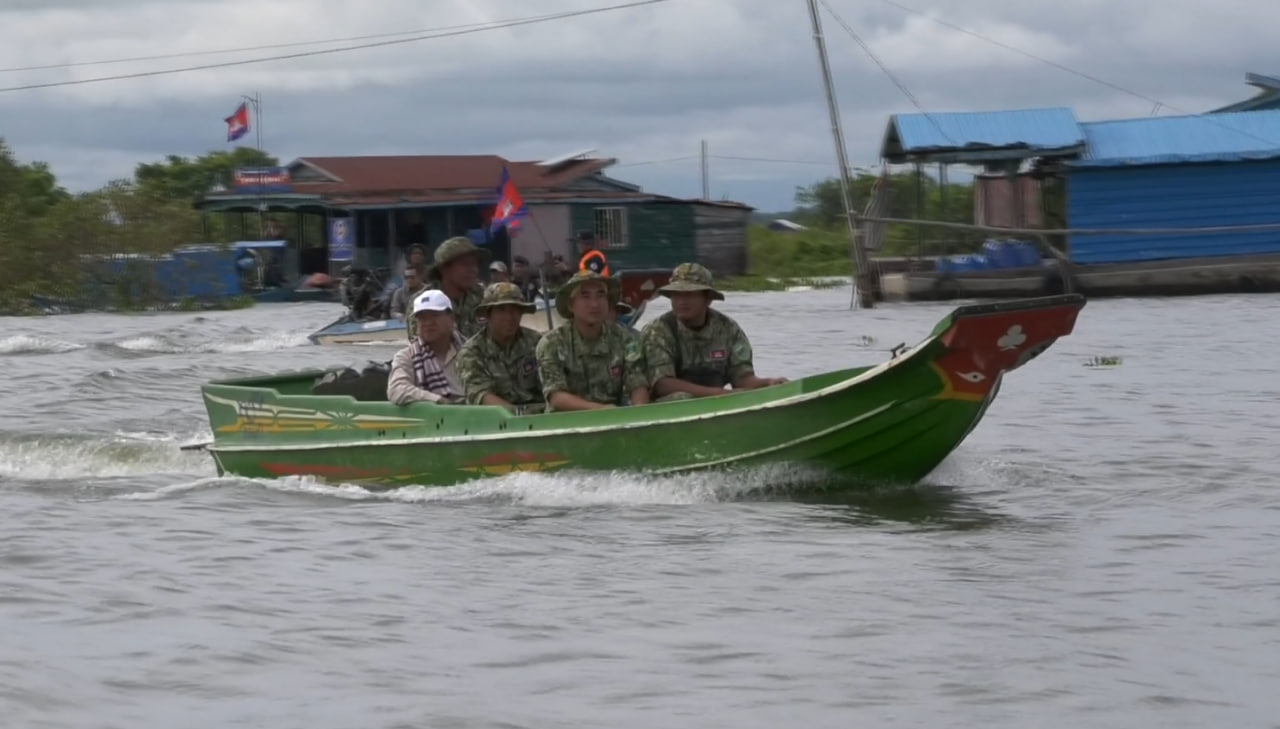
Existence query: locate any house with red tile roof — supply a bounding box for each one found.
[196,152,752,278]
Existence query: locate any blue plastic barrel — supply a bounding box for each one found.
[1014,241,1041,267]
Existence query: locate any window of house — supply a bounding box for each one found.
[593,207,629,249]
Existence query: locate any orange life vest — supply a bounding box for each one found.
[578,249,609,277]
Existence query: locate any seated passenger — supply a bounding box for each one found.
[340,266,382,320]
[389,263,427,320]
[535,271,650,412]
[641,263,788,400]
[386,290,467,405]
[456,283,546,415]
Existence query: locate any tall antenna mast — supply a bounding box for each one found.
[804,0,874,309]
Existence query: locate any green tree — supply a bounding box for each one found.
[134,146,278,201]
[0,139,71,217]
[790,170,983,256]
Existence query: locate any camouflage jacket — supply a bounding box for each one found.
[535,321,648,410]
[456,327,545,408]
[640,309,755,389]
[412,283,485,341]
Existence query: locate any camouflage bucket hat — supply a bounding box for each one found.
[476,282,536,314]
[555,270,621,320]
[657,262,724,301]
[427,236,491,280]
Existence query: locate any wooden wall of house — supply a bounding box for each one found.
[692,204,751,276]
[569,203,697,271]
[511,205,571,264]
[974,174,1043,229]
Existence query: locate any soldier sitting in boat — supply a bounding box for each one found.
[535,270,650,412]
[389,263,427,320]
[423,236,488,340]
[386,290,467,406]
[340,266,385,321]
[456,283,546,415]
[511,256,541,302]
[641,262,787,400]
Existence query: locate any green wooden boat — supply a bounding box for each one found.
[195,294,1085,489]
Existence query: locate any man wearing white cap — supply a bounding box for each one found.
[488,260,511,284]
[386,289,468,405]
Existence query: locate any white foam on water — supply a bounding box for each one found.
[109,330,311,354]
[0,334,86,355]
[0,433,214,480]
[111,476,229,501]
[110,462,833,506]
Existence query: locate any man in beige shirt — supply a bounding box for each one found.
[386,289,467,405]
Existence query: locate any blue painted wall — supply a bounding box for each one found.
[1066,159,1280,264]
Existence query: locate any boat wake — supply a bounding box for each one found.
[97,329,312,356]
[0,430,213,481]
[1,428,1041,525]
[0,323,313,360]
[0,334,86,356]
[111,463,843,506]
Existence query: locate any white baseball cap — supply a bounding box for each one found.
[489,261,508,272]
[412,289,453,315]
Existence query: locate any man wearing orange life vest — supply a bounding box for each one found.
[574,230,609,277]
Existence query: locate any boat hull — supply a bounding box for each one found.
[204,294,1086,489]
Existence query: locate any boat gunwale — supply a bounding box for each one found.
[204,339,935,453]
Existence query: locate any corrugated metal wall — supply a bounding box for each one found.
[1066,160,1280,263]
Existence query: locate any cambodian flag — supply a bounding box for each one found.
[489,166,529,235]
[225,102,250,142]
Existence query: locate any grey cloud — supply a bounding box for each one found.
[1,0,1277,212]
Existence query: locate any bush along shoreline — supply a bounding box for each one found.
[1,141,280,316]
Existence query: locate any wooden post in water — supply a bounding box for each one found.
[804,0,874,309]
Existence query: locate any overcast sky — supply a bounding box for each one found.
[0,0,1276,211]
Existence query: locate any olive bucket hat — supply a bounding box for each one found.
[554,270,621,320]
[476,282,536,314]
[427,236,491,281]
[656,262,724,301]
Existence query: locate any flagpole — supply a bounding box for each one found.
[241,91,265,236]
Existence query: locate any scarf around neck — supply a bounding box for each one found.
[410,331,465,397]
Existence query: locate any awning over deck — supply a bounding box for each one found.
[880,107,1086,166]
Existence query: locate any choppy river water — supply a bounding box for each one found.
[2,288,1277,728]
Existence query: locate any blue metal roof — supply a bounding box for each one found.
[880,107,1085,164]
[1072,109,1280,168]
[1210,72,1280,113]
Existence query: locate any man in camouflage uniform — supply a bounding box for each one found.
[535,270,650,412]
[456,282,546,415]
[417,236,488,341]
[340,266,383,320]
[641,262,788,401]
